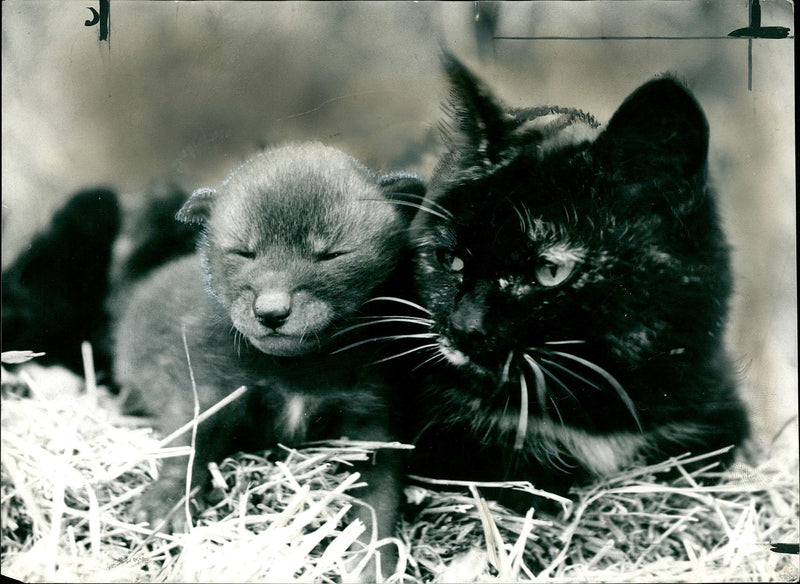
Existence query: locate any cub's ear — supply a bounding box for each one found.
[594,77,709,180]
[378,171,427,223]
[176,188,216,224]
[441,52,515,164]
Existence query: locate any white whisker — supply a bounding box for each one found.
[522,354,547,414]
[229,327,246,358]
[539,356,603,392]
[512,202,528,233]
[331,332,438,354]
[412,349,449,371]
[391,192,454,219]
[366,296,432,315]
[364,197,452,221]
[353,314,434,323]
[333,317,434,337]
[370,343,441,365]
[501,395,511,419]
[500,350,514,385]
[519,206,540,246]
[550,351,642,432]
[543,445,574,472]
[542,340,587,346]
[549,395,566,428]
[514,373,529,451]
[537,361,577,401]
[298,321,311,345]
[299,324,320,349]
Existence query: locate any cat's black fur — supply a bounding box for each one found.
[402,57,749,502]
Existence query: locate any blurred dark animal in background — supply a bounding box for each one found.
[2,189,120,374]
[2,185,199,379]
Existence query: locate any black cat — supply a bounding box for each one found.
[399,56,749,501]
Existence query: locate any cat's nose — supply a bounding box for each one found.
[253,291,292,329]
[450,297,486,336]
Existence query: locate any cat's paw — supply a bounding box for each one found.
[131,479,191,533]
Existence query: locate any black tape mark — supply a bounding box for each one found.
[85,0,110,42]
[770,543,800,555]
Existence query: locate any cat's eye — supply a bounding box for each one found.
[535,259,576,287]
[436,249,465,273]
[315,250,350,262]
[231,249,256,260]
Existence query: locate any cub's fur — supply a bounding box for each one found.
[402,57,749,501]
[114,143,423,556]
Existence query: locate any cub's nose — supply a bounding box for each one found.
[253,291,292,329]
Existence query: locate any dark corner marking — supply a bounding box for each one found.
[728,0,791,39]
[85,0,110,42]
[492,0,791,92]
[770,543,800,555]
[727,0,790,92]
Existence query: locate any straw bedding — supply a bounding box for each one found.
[1,349,797,582]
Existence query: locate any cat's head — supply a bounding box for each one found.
[178,142,424,357]
[410,57,730,431]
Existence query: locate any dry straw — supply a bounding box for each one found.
[1,348,797,582]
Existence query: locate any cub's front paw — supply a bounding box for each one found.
[131,478,191,533]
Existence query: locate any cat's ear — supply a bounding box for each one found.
[595,77,709,179]
[378,171,427,223]
[442,53,515,164]
[176,188,216,224]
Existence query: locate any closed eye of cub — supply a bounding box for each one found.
[315,250,351,262]
[229,249,256,259]
[308,232,351,261]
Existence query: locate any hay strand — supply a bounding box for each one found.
[1,353,798,582]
